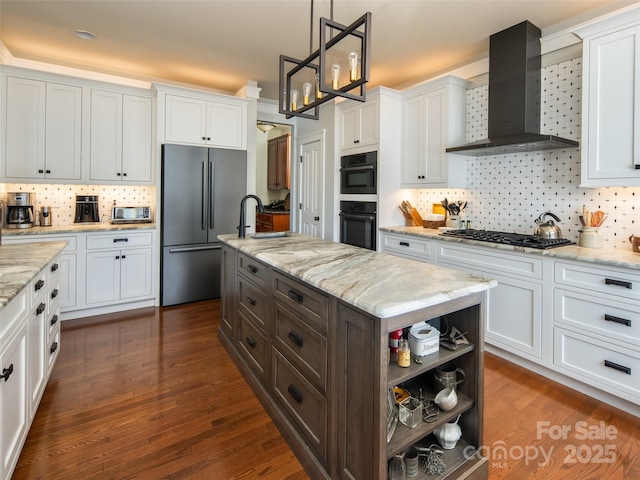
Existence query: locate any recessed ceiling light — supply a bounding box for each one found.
[73,29,96,40]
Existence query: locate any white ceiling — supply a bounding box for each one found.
[1,0,637,100]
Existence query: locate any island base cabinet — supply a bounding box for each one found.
[220,245,237,340]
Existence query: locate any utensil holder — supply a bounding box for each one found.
[579,227,603,248]
[445,215,461,229]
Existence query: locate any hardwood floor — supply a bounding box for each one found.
[12,301,640,479]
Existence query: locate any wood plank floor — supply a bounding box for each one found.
[12,300,640,479]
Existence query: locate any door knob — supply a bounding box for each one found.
[314,216,320,221]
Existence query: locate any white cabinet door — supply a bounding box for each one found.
[122,95,152,182]
[57,254,77,310]
[165,94,207,145]
[0,324,28,480]
[206,101,246,149]
[120,248,152,300]
[90,90,123,181]
[580,24,640,186]
[339,99,379,151]
[26,297,47,418]
[5,77,46,179]
[44,82,82,180]
[401,95,425,184]
[340,106,359,149]
[86,251,120,304]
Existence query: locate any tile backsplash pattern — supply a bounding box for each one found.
[1,184,156,225]
[414,57,639,249]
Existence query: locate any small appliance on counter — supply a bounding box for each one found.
[4,192,35,229]
[38,206,53,227]
[74,195,100,223]
[110,206,152,224]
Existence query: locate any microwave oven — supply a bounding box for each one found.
[339,151,377,194]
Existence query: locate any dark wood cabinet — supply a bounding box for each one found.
[267,134,290,190]
[256,212,290,232]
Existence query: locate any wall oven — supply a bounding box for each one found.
[340,151,377,194]
[339,201,377,251]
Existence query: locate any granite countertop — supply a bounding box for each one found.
[380,226,640,270]
[219,233,496,319]
[0,241,68,310]
[2,223,156,236]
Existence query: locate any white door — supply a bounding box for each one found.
[298,133,325,238]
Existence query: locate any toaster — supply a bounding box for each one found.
[110,206,152,224]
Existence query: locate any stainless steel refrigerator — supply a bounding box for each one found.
[161,144,246,306]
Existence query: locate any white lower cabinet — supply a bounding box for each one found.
[379,231,433,263]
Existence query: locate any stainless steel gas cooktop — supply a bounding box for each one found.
[440,229,574,249]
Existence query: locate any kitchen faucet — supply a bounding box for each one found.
[237,194,264,238]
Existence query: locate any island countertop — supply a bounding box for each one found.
[0,241,68,310]
[218,233,496,318]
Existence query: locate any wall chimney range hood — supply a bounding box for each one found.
[446,21,579,156]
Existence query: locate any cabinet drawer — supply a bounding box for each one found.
[381,233,432,259]
[273,302,327,391]
[2,234,77,252]
[271,349,327,461]
[237,253,270,289]
[238,276,269,330]
[437,243,543,280]
[273,272,328,332]
[86,232,152,250]
[0,289,27,341]
[554,327,640,400]
[47,326,60,374]
[554,261,640,302]
[237,312,268,379]
[554,289,640,346]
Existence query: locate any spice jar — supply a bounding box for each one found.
[398,339,411,368]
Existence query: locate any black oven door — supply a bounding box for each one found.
[340,166,377,194]
[339,212,376,250]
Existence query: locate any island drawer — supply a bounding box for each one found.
[554,289,640,347]
[554,261,640,302]
[271,349,327,461]
[554,327,640,400]
[238,311,268,379]
[272,302,328,392]
[237,253,270,289]
[273,272,328,332]
[380,232,432,259]
[238,276,269,331]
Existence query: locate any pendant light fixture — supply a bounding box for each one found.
[279,0,371,120]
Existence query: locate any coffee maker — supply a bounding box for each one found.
[74,195,100,223]
[5,192,35,229]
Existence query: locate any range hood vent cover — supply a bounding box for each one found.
[446,21,578,157]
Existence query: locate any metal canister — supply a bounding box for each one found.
[40,206,52,226]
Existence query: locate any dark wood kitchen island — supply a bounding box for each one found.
[217,233,496,480]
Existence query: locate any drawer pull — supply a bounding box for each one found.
[604,314,631,327]
[35,279,45,291]
[245,336,257,348]
[51,263,59,272]
[247,264,258,274]
[287,384,303,404]
[288,289,304,303]
[51,288,59,299]
[605,278,632,289]
[50,342,59,355]
[245,296,256,306]
[113,238,129,243]
[50,314,58,326]
[604,360,631,375]
[399,241,410,247]
[36,303,46,316]
[288,331,304,347]
[0,364,14,382]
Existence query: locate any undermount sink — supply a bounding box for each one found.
[251,231,291,239]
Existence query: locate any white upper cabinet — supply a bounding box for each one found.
[165,93,247,150]
[338,98,379,152]
[575,9,640,187]
[4,76,82,181]
[400,76,468,188]
[90,89,153,183]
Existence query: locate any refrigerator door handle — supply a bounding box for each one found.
[209,159,215,229]
[168,245,222,253]
[201,160,207,230]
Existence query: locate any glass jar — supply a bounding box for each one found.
[388,453,407,480]
[398,339,410,368]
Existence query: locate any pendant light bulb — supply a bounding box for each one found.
[348,52,359,82]
[303,82,312,106]
[315,73,323,99]
[331,64,341,90]
[291,89,299,111]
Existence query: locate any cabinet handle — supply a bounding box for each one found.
[123,173,127,177]
[604,314,631,327]
[604,360,631,375]
[117,172,121,176]
[202,136,206,140]
[38,169,44,174]
[635,164,640,170]
[115,255,120,260]
[50,314,58,326]
[206,137,211,141]
[399,241,410,247]
[605,278,632,289]
[354,139,360,144]
[287,384,303,404]
[288,331,304,347]
[50,342,58,355]
[247,264,258,274]
[121,255,126,260]
[113,238,129,243]
[245,296,256,306]
[51,288,59,299]
[46,170,51,174]
[288,289,304,303]
[0,364,14,382]
[245,336,256,348]
[314,216,320,221]
[36,303,46,316]
[51,263,59,272]
[35,279,45,291]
